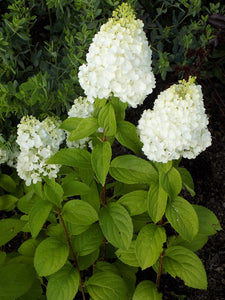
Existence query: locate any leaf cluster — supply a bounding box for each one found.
[0,96,222,299]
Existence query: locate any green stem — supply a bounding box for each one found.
[57,207,86,300]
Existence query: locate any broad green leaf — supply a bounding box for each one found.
[46,223,66,242]
[132,213,152,233]
[136,224,166,269]
[17,191,36,214]
[29,200,53,238]
[34,237,69,276]
[177,167,195,196]
[44,180,64,207]
[77,249,99,270]
[47,148,91,169]
[147,183,168,223]
[87,271,128,300]
[168,234,208,252]
[16,278,43,300]
[68,117,99,141]
[62,200,99,225]
[116,121,142,155]
[0,195,18,211]
[98,103,116,136]
[62,180,90,197]
[0,174,16,192]
[60,117,82,132]
[72,223,103,256]
[193,205,222,235]
[94,261,120,275]
[133,280,162,300]
[116,240,139,267]
[118,190,148,216]
[110,96,127,121]
[166,197,199,241]
[0,252,6,266]
[163,246,207,289]
[18,239,40,257]
[0,261,35,298]
[46,264,79,300]
[114,182,148,196]
[91,141,112,186]
[81,181,100,212]
[67,223,90,236]
[0,219,26,247]
[99,202,133,250]
[160,167,182,199]
[110,155,158,185]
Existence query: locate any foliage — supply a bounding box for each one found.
[137,0,225,81]
[0,96,222,299]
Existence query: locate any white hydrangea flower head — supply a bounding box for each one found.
[67,97,94,149]
[78,3,155,108]
[137,77,212,163]
[16,116,65,185]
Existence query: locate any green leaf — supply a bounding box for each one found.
[77,249,99,270]
[193,205,222,235]
[60,117,82,132]
[17,191,36,214]
[62,200,99,225]
[0,219,26,247]
[136,224,166,269]
[62,180,90,197]
[68,117,99,141]
[44,180,64,207]
[116,240,139,267]
[132,213,152,233]
[0,252,6,266]
[163,246,207,289]
[168,234,208,252]
[29,200,53,238]
[110,155,158,185]
[118,190,148,216]
[99,202,133,250]
[147,183,168,223]
[72,223,103,256]
[116,121,143,155]
[34,237,69,276]
[0,174,16,192]
[94,261,120,275]
[18,239,40,257]
[87,272,128,300]
[98,103,116,136]
[16,278,43,300]
[81,181,100,212]
[67,223,90,236]
[0,195,18,211]
[46,264,79,300]
[165,197,199,241]
[0,260,35,298]
[47,148,92,169]
[133,280,162,300]
[160,167,182,199]
[91,141,112,186]
[110,96,127,121]
[177,167,195,196]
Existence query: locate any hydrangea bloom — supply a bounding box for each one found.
[67,97,94,149]
[0,134,19,167]
[16,116,65,185]
[137,77,212,163]
[78,3,155,107]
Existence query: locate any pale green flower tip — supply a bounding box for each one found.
[109,2,137,28]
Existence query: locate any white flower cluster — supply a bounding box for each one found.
[16,116,65,185]
[137,78,212,163]
[78,3,155,108]
[0,135,19,167]
[67,97,94,149]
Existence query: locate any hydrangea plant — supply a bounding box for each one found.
[0,3,222,300]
